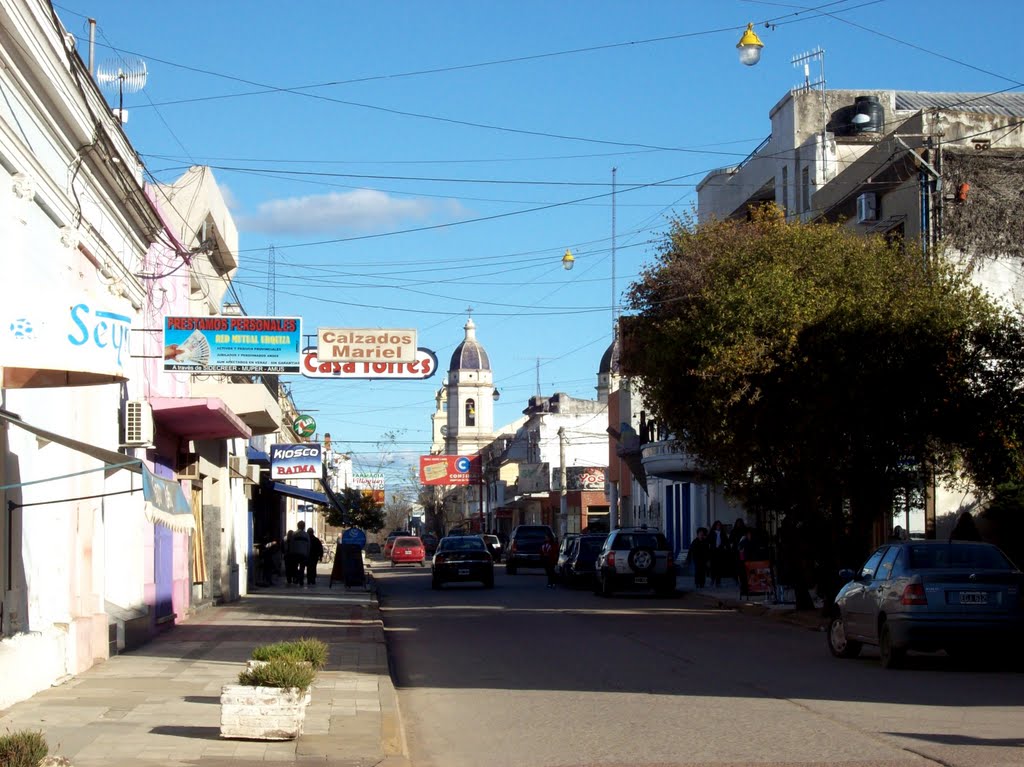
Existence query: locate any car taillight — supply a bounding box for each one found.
[607,551,616,567]
[509,541,517,553]
[901,583,927,605]
[434,554,446,565]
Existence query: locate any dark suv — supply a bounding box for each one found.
[595,527,675,597]
[505,524,556,574]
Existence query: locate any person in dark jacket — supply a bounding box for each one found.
[287,521,311,586]
[708,520,730,587]
[306,528,324,585]
[686,527,710,589]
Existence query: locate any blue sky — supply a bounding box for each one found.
[52,1,1024,487]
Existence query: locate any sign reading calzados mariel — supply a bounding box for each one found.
[317,328,417,364]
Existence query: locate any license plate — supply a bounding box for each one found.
[959,591,987,604]
[634,576,648,585]
[403,550,412,554]
[458,568,470,576]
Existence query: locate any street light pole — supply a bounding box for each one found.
[558,427,567,538]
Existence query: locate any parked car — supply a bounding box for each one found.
[561,533,607,588]
[595,527,675,597]
[421,533,439,557]
[390,536,426,568]
[382,530,412,561]
[432,535,495,589]
[827,540,1024,668]
[505,525,556,574]
[555,533,580,578]
[481,534,503,562]
[365,542,382,557]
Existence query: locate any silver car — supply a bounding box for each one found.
[827,540,1024,668]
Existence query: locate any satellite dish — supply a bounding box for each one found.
[96,58,147,124]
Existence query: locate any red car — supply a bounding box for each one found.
[390,536,426,567]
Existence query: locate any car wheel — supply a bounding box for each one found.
[483,575,495,589]
[827,615,862,659]
[627,547,656,574]
[878,622,905,669]
[390,560,396,568]
[431,577,442,590]
[599,573,614,597]
[419,560,425,567]
[506,562,517,575]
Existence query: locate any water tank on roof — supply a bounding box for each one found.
[850,95,884,134]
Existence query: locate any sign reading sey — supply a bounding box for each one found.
[317,328,417,364]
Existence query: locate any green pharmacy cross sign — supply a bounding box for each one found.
[292,414,317,438]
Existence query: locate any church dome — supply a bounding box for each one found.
[449,317,491,371]
[598,342,613,374]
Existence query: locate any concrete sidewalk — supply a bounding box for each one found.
[0,562,408,767]
[676,573,829,631]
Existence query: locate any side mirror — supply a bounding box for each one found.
[838,568,857,583]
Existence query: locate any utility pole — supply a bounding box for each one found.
[558,427,567,538]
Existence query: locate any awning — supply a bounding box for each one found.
[269,481,330,506]
[246,446,270,464]
[149,397,252,441]
[0,408,141,475]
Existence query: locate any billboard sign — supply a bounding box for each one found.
[270,443,322,480]
[352,472,385,490]
[163,316,301,374]
[301,346,437,379]
[419,454,481,486]
[317,328,417,364]
[552,466,608,492]
[517,463,550,494]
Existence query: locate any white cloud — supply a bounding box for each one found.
[241,189,466,235]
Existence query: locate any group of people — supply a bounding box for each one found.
[686,519,768,595]
[258,520,326,587]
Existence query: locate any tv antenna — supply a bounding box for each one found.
[96,57,147,125]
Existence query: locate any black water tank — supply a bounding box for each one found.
[850,95,885,134]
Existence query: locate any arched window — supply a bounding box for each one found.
[465,398,476,427]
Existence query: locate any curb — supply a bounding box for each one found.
[681,589,828,631]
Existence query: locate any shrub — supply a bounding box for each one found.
[237,657,316,692]
[250,637,328,670]
[0,729,48,767]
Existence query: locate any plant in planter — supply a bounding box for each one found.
[220,651,321,741]
[0,730,47,767]
[249,637,328,670]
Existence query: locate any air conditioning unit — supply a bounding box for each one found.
[856,192,878,223]
[175,452,200,480]
[122,400,154,446]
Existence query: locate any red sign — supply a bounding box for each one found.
[419,455,481,486]
[302,347,436,380]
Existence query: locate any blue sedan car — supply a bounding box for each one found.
[828,540,1024,668]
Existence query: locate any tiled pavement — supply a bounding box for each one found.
[0,562,409,767]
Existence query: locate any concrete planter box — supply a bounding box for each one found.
[244,660,313,705]
[220,684,309,740]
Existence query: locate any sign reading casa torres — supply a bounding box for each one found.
[317,328,417,364]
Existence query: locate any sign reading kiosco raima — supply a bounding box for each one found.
[317,328,417,364]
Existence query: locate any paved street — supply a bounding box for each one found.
[379,564,1024,767]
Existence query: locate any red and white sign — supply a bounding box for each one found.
[301,347,436,380]
[419,455,481,486]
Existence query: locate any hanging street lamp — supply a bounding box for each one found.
[737,23,765,66]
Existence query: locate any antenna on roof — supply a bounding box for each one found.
[96,57,147,125]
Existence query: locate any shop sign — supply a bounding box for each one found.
[163,316,301,374]
[292,414,316,438]
[352,472,385,490]
[419,454,481,486]
[317,328,417,364]
[301,346,436,379]
[0,289,133,384]
[270,443,322,480]
[552,466,607,492]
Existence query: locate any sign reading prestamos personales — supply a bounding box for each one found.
[163,316,301,374]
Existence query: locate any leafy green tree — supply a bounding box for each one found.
[623,208,1024,587]
[324,487,385,533]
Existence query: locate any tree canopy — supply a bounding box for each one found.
[622,208,1024,529]
[324,487,385,532]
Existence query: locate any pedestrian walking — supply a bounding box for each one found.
[708,520,730,587]
[286,522,311,586]
[306,527,324,585]
[686,527,710,589]
[541,536,557,588]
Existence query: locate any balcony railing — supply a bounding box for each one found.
[641,440,705,481]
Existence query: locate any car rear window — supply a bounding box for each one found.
[441,537,486,551]
[907,543,1012,570]
[394,537,421,547]
[578,539,604,556]
[515,531,550,541]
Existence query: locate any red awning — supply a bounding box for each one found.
[149,397,252,441]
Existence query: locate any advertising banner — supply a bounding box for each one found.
[317,328,417,364]
[163,316,301,374]
[352,472,385,490]
[301,346,437,379]
[270,443,322,480]
[419,454,481,486]
[142,464,196,533]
